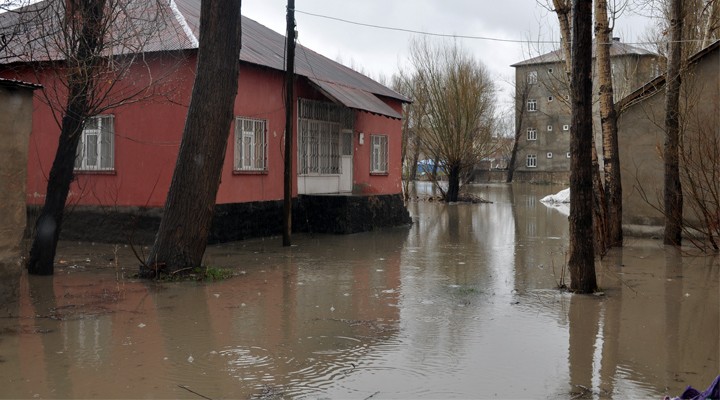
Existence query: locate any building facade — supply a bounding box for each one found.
[511,39,660,183]
[0,0,412,243]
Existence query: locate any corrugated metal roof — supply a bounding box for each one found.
[0,0,408,116]
[511,40,658,67]
[0,77,42,89]
[309,78,402,119]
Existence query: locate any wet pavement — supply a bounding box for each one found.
[0,183,717,399]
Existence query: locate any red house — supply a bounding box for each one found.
[0,0,411,242]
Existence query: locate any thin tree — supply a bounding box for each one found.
[405,38,496,202]
[142,0,242,277]
[664,0,684,246]
[507,78,531,182]
[596,0,623,247]
[0,0,177,275]
[568,0,598,293]
[544,0,609,255]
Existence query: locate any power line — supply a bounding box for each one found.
[295,9,710,47]
[295,9,550,44]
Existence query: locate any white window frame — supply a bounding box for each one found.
[527,70,538,85]
[563,124,570,131]
[547,125,553,132]
[548,96,554,102]
[566,152,571,158]
[370,134,389,174]
[547,152,553,159]
[526,154,537,168]
[234,117,267,172]
[298,99,351,175]
[75,115,114,172]
[527,128,537,141]
[548,68,554,74]
[527,99,537,112]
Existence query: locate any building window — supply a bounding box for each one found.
[527,99,537,112]
[563,124,570,131]
[75,115,114,171]
[548,67,554,74]
[547,152,553,159]
[234,117,267,171]
[527,70,538,85]
[370,134,388,174]
[526,154,537,168]
[527,128,537,141]
[566,152,571,158]
[298,99,353,175]
[548,96,554,102]
[547,125,553,132]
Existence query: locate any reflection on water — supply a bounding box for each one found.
[0,183,717,399]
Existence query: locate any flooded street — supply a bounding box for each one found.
[0,183,717,399]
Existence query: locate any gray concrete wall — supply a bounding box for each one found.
[0,84,35,268]
[618,45,719,228]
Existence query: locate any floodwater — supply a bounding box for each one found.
[0,183,717,399]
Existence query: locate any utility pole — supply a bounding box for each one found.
[283,0,296,246]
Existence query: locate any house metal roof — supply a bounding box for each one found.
[0,0,408,118]
[511,39,658,67]
[0,77,42,90]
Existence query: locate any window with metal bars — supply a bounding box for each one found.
[298,99,352,175]
[234,117,267,171]
[75,115,114,171]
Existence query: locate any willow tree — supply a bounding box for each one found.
[142,0,242,277]
[0,0,177,275]
[406,38,496,202]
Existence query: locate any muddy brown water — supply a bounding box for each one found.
[0,183,717,399]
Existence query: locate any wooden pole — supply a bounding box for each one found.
[283,0,296,246]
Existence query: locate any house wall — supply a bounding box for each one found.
[0,83,36,264]
[353,99,404,195]
[618,45,719,228]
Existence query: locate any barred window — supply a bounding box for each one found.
[298,99,353,175]
[370,134,388,174]
[527,128,537,141]
[234,117,267,171]
[75,115,114,171]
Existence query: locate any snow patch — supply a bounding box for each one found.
[169,0,199,48]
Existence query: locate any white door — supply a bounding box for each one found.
[339,129,353,192]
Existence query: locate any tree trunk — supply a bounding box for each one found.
[568,0,597,293]
[595,0,623,247]
[664,0,684,246]
[26,0,106,275]
[591,142,608,256]
[142,0,242,277]
[447,164,460,202]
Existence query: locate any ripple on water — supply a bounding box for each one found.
[220,346,277,382]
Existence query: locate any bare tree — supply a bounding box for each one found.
[507,78,531,182]
[664,0,684,246]
[142,0,242,277]
[404,38,497,202]
[0,0,179,275]
[568,0,598,293]
[596,0,624,247]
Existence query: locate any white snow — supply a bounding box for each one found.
[540,188,570,216]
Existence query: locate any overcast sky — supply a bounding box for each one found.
[243,1,657,110]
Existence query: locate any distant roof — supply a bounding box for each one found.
[617,39,720,111]
[511,39,658,67]
[0,0,407,118]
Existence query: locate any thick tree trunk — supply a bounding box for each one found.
[568,0,597,293]
[142,1,242,277]
[664,0,684,246]
[26,0,106,275]
[447,164,460,202]
[595,0,623,247]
